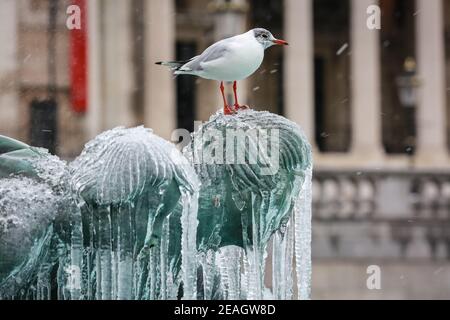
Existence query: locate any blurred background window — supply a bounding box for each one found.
[380,0,417,155]
[313,0,351,153]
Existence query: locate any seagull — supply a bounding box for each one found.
[156,28,288,115]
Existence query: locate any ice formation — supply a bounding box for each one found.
[183,110,313,299]
[0,135,74,299]
[69,127,200,300]
[0,109,313,300]
[0,129,200,300]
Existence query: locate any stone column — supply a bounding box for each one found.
[144,0,176,140]
[415,0,449,167]
[0,0,19,138]
[102,0,135,130]
[211,0,248,40]
[350,0,384,164]
[86,0,103,140]
[209,0,249,115]
[284,0,315,147]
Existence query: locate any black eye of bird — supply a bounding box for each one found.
[262,34,268,39]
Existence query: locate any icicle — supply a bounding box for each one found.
[57,256,67,300]
[159,217,170,300]
[200,250,217,300]
[98,206,112,300]
[37,264,52,300]
[240,253,250,299]
[294,168,312,300]
[180,191,199,300]
[93,207,101,299]
[69,203,83,300]
[110,206,119,300]
[217,246,242,300]
[85,205,95,300]
[117,204,134,300]
[245,193,266,300]
[149,246,160,300]
[272,219,294,300]
[135,245,150,300]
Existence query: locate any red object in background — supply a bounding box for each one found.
[70,0,88,113]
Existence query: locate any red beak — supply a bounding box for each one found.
[273,39,289,46]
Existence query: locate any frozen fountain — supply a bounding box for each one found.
[0,109,312,300]
[70,127,199,300]
[184,110,312,299]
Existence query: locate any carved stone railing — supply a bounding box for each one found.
[312,169,450,260]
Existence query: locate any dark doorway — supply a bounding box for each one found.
[313,0,351,153]
[380,0,417,154]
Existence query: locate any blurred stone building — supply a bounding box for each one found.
[1,0,450,299]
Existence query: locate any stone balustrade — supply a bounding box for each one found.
[312,170,450,260]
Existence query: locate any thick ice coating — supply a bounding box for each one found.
[70,126,199,300]
[183,109,313,300]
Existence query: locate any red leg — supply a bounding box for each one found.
[233,81,239,108]
[232,81,249,111]
[220,81,233,115]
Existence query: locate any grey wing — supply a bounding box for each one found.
[179,39,231,72]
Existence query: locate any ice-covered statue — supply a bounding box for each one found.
[0,129,200,300]
[70,127,199,300]
[0,135,75,299]
[183,109,312,300]
[0,109,312,301]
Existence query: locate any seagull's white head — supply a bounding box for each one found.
[251,28,289,50]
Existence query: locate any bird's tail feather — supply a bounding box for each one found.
[155,59,190,71]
